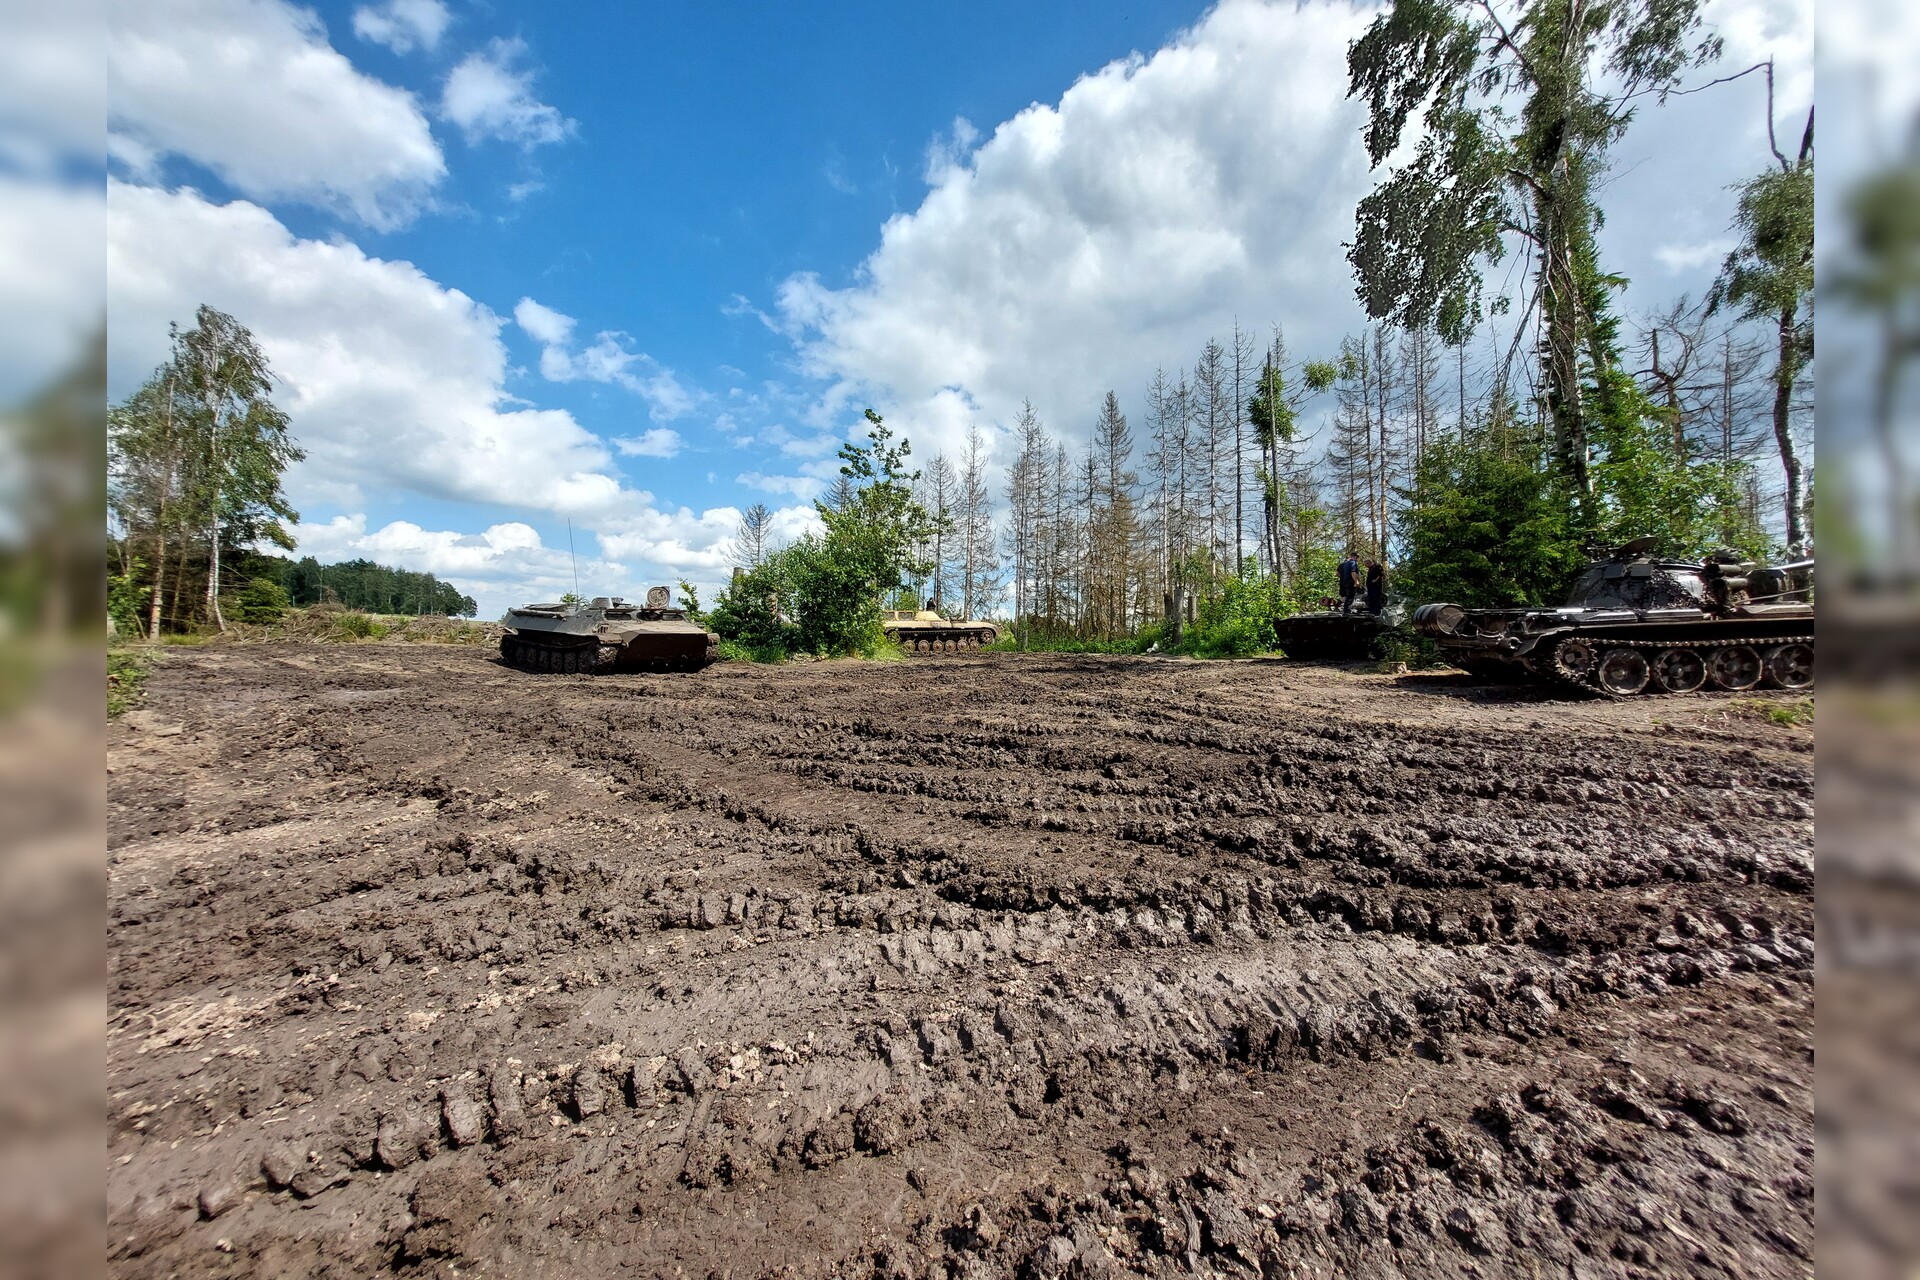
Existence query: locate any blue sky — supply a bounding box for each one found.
[89,0,1813,616]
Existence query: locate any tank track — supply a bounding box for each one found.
[500,636,716,674]
[1544,633,1814,699]
[892,632,993,654]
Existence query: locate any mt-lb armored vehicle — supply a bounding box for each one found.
[880,607,999,652]
[1273,603,1404,661]
[500,586,718,673]
[1413,538,1814,695]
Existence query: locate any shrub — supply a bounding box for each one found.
[233,577,291,623]
[327,610,386,641]
[108,650,150,717]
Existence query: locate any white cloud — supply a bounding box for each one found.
[766,0,1814,475]
[1654,239,1735,274]
[738,472,824,500]
[613,428,684,458]
[511,296,573,346]
[108,181,624,517]
[595,503,822,574]
[442,38,575,148]
[351,0,450,54]
[109,0,444,230]
[506,179,545,202]
[773,0,1376,467]
[0,177,105,403]
[514,295,695,420]
[291,514,622,617]
[1,1,105,175]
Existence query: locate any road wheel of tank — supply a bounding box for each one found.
[567,647,586,674]
[1551,636,1598,680]
[1595,647,1650,695]
[1764,642,1814,690]
[1707,644,1763,691]
[1650,647,1706,693]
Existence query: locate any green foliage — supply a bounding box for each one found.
[675,580,705,625]
[708,556,800,656]
[1396,427,1582,606]
[715,638,790,664]
[232,577,290,623]
[253,553,477,616]
[326,610,388,641]
[1585,365,1766,558]
[1710,164,1814,329]
[715,409,941,660]
[1178,572,1288,657]
[107,650,151,718]
[108,558,147,638]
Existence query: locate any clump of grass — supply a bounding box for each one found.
[1728,696,1814,728]
[326,610,389,641]
[715,639,789,664]
[108,650,151,718]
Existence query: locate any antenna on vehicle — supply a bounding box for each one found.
[567,518,580,598]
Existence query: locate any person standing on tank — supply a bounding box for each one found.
[1337,551,1360,614]
[1365,560,1387,614]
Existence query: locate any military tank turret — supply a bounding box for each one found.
[1412,537,1814,696]
[881,606,999,653]
[500,586,719,674]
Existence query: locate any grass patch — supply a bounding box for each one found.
[108,649,152,718]
[325,610,390,641]
[716,639,790,664]
[1727,696,1814,728]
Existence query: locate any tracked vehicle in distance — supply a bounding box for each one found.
[1412,538,1814,696]
[500,586,719,674]
[881,607,999,653]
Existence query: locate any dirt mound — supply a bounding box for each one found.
[108,646,1813,1277]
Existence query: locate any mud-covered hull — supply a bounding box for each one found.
[499,593,719,674]
[1272,611,1399,661]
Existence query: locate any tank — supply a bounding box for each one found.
[1412,537,1815,695]
[499,586,719,673]
[1273,602,1404,661]
[880,607,999,652]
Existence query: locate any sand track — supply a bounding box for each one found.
[108,646,1813,1278]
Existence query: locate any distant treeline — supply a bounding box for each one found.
[240,553,478,617]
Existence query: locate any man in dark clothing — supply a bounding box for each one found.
[1365,561,1387,614]
[1337,552,1360,614]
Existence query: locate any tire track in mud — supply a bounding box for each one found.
[108,646,1813,1278]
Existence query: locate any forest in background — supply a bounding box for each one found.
[707,0,1814,658]
[108,0,1815,661]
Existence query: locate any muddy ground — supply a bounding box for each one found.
[107,645,1814,1278]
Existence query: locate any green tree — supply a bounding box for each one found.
[173,306,303,631]
[791,409,940,655]
[1347,0,1721,513]
[233,577,291,623]
[1396,424,1581,607]
[109,306,303,634]
[1708,90,1814,550]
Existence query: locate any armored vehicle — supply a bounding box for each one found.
[1273,603,1404,661]
[500,586,719,673]
[1412,538,1814,696]
[880,607,999,652]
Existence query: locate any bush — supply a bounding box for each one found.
[108,650,150,717]
[109,560,147,638]
[327,610,387,641]
[232,577,291,623]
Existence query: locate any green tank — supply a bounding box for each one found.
[499,586,718,674]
